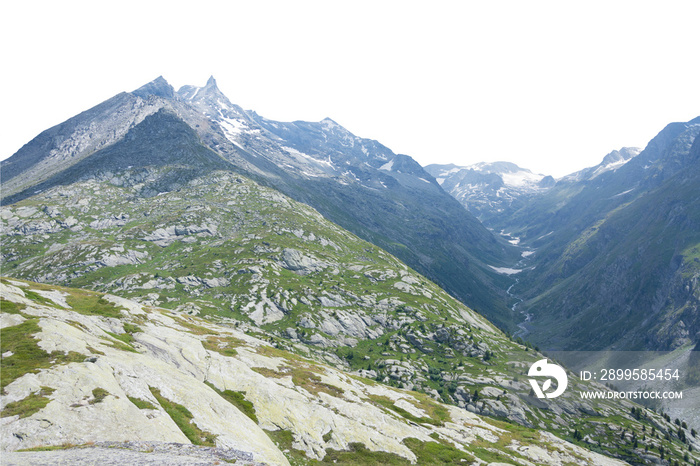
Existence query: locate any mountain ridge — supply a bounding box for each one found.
[1,76,520,330]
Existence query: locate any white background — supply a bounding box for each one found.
[1,0,699,177]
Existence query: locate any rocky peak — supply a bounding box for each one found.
[600,147,640,167]
[176,76,227,102]
[205,75,218,89]
[131,76,175,99]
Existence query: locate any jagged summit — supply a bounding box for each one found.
[132,76,175,99]
[175,75,227,102]
[205,75,218,87]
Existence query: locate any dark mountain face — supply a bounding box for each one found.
[0,76,519,329]
[1,110,231,204]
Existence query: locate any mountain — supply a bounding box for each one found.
[424,161,554,226]
[428,120,700,431]
[2,278,642,465]
[430,117,699,356]
[2,135,697,463]
[558,147,641,184]
[513,124,700,353]
[3,76,700,463]
[1,76,519,330]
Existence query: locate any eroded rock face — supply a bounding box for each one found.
[0,280,628,466]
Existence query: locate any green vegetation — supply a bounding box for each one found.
[321,442,409,465]
[127,395,157,410]
[65,288,124,318]
[0,298,26,314]
[1,319,84,390]
[266,431,476,466]
[122,323,143,334]
[17,443,83,452]
[265,429,311,465]
[170,314,217,335]
[2,158,698,466]
[403,438,474,465]
[1,387,55,418]
[202,335,242,357]
[102,331,138,352]
[369,395,442,427]
[291,368,344,398]
[149,387,217,446]
[89,388,110,405]
[204,381,258,423]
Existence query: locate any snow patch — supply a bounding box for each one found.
[380,159,394,171]
[612,188,635,198]
[500,170,544,188]
[488,266,523,275]
[219,117,247,141]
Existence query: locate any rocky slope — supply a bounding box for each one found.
[1,278,642,465]
[1,76,519,331]
[2,167,698,464]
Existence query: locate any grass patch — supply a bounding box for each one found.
[104,331,134,345]
[202,335,242,357]
[170,315,216,335]
[1,319,84,390]
[17,443,83,452]
[86,345,105,356]
[123,323,143,334]
[291,368,344,398]
[20,289,53,306]
[321,442,410,465]
[0,298,26,315]
[127,395,157,410]
[403,438,474,465]
[101,322,143,350]
[101,326,139,353]
[204,381,258,423]
[369,395,443,427]
[1,387,55,418]
[65,291,124,318]
[149,387,217,446]
[251,366,292,378]
[89,388,110,404]
[468,444,517,464]
[252,349,344,398]
[265,429,312,466]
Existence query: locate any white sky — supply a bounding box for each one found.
[1,0,699,177]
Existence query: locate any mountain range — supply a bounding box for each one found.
[2,76,519,330]
[1,76,699,464]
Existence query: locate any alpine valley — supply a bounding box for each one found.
[1,77,699,465]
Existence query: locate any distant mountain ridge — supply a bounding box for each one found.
[424,161,553,224]
[558,147,641,183]
[1,76,519,329]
